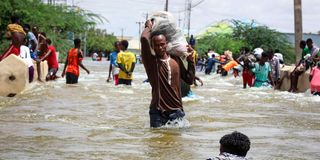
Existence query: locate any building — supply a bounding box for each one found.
[116,36,141,55]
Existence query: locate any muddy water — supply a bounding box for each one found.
[0,59,319,160]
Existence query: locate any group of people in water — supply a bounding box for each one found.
[106,40,137,85]
[0,16,92,85]
[103,18,320,132]
[2,14,320,159]
[140,20,251,159]
[290,39,320,95]
[199,47,283,88]
[196,39,320,95]
[0,16,58,82]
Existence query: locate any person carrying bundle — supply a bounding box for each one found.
[0,16,26,61]
[141,17,195,128]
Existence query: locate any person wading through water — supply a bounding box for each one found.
[140,20,195,128]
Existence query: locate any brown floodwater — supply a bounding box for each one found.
[0,59,319,160]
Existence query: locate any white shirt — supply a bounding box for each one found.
[20,45,34,67]
[93,52,98,59]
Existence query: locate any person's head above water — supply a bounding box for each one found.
[306,38,313,49]
[120,40,129,51]
[219,131,251,157]
[23,24,31,32]
[46,38,52,45]
[150,31,168,58]
[260,51,269,64]
[241,47,250,55]
[11,15,21,24]
[74,38,81,48]
[267,49,274,60]
[114,41,121,52]
[300,40,306,49]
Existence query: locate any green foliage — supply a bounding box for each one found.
[0,0,116,62]
[86,28,117,54]
[197,34,245,58]
[196,20,295,64]
[232,20,295,63]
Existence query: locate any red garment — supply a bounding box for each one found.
[310,67,320,92]
[66,48,83,76]
[114,74,119,85]
[0,45,20,61]
[44,45,59,69]
[242,69,254,87]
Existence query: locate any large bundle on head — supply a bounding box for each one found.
[253,48,263,60]
[150,11,190,59]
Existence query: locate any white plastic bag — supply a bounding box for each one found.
[149,11,190,59]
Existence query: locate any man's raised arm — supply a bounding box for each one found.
[140,20,155,70]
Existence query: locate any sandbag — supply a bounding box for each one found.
[0,54,29,97]
[32,60,48,81]
[278,66,310,92]
[150,11,189,58]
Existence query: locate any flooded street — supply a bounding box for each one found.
[0,59,319,160]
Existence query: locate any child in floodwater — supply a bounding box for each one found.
[207,131,251,160]
[310,61,320,96]
[61,38,90,84]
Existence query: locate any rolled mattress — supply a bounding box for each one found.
[0,54,29,97]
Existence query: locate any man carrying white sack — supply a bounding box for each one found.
[141,19,195,128]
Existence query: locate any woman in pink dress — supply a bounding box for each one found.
[310,62,320,96]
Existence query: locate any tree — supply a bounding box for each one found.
[0,0,116,62]
[231,20,295,63]
[195,20,295,64]
[86,28,117,55]
[197,34,245,58]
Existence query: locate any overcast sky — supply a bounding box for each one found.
[68,0,320,38]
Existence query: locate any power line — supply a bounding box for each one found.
[192,0,205,8]
[184,0,205,38]
[136,22,143,52]
[121,28,124,40]
[142,12,149,21]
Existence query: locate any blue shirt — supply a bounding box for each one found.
[109,51,118,66]
[206,58,219,69]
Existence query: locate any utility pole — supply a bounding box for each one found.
[121,28,124,40]
[136,22,143,53]
[165,0,169,11]
[294,0,303,63]
[184,0,205,38]
[187,1,191,38]
[178,13,182,28]
[136,22,142,37]
[183,0,192,38]
[142,13,149,21]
